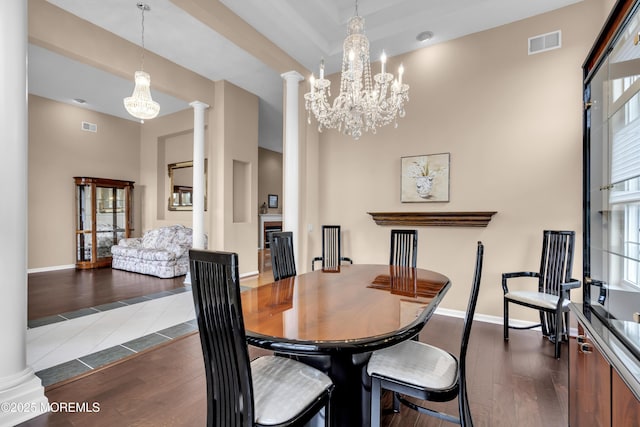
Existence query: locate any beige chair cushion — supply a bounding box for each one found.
[252,355,332,426]
[505,290,570,310]
[367,340,457,390]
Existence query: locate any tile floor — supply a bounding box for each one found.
[27,285,248,387]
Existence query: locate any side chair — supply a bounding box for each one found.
[368,241,484,427]
[312,225,353,271]
[269,231,296,281]
[189,249,333,427]
[390,229,418,268]
[502,230,581,359]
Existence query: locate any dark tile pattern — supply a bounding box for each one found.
[144,290,175,300]
[120,296,152,305]
[36,359,92,387]
[79,346,135,369]
[157,322,198,339]
[122,333,170,353]
[28,315,66,329]
[59,307,100,319]
[92,301,128,312]
[32,284,246,387]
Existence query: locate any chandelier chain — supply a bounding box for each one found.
[139,3,146,71]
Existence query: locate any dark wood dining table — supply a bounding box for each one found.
[241,264,451,427]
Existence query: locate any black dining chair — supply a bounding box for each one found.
[311,225,353,271]
[502,230,580,359]
[390,229,418,268]
[368,241,484,427]
[189,249,333,427]
[269,231,296,281]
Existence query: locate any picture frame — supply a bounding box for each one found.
[268,194,279,208]
[401,153,450,202]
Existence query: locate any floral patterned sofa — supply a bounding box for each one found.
[111,224,204,278]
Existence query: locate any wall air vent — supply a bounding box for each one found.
[81,121,97,133]
[528,30,561,55]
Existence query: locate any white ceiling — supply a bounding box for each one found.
[30,0,583,151]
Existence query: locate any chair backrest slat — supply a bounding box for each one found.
[270,231,296,281]
[390,229,418,268]
[322,225,341,269]
[189,250,254,427]
[538,230,574,296]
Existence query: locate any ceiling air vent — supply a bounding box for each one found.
[81,121,97,133]
[528,30,561,55]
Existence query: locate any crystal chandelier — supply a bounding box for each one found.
[124,2,160,121]
[304,1,409,140]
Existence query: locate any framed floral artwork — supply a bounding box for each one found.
[401,153,450,202]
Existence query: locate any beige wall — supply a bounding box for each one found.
[303,0,609,322]
[28,1,261,275]
[138,84,260,276]
[215,81,260,273]
[258,147,283,214]
[28,95,141,269]
[139,108,205,229]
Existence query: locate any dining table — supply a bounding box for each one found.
[241,264,451,427]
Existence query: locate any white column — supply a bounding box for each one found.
[281,71,303,272]
[190,101,209,250]
[0,1,49,425]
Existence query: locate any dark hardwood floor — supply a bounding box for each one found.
[28,249,274,320]
[20,314,569,426]
[23,258,569,426]
[28,268,187,320]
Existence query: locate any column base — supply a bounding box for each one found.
[0,368,48,426]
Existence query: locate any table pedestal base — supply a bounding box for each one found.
[293,352,372,427]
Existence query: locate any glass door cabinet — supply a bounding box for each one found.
[573,2,640,423]
[584,1,640,360]
[74,177,134,269]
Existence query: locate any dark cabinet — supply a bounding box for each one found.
[74,177,134,269]
[569,317,640,427]
[569,324,611,427]
[612,368,640,426]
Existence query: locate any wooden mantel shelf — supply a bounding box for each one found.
[367,211,497,227]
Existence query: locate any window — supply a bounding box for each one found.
[609,76,640,288]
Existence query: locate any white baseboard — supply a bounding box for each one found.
[435,307,529,326]
[240,270,260,279]
[27,264,75,274]
[435,307,579,336]
[0,368,48,426]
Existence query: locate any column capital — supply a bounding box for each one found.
[281,71,304,83]
[189,100,210,110]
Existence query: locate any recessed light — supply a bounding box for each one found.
[416,31,434,42]
[73,98,87,104]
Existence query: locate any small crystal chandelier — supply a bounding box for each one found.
[123,2,160,121]
[304,0,409,140]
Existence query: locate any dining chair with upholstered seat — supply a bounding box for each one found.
[311,225,353,271]
[368,241,484,427]
[189,249,334,427]
[269,231,296,281]
[502,230,580,359]
[390,229,418,268]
